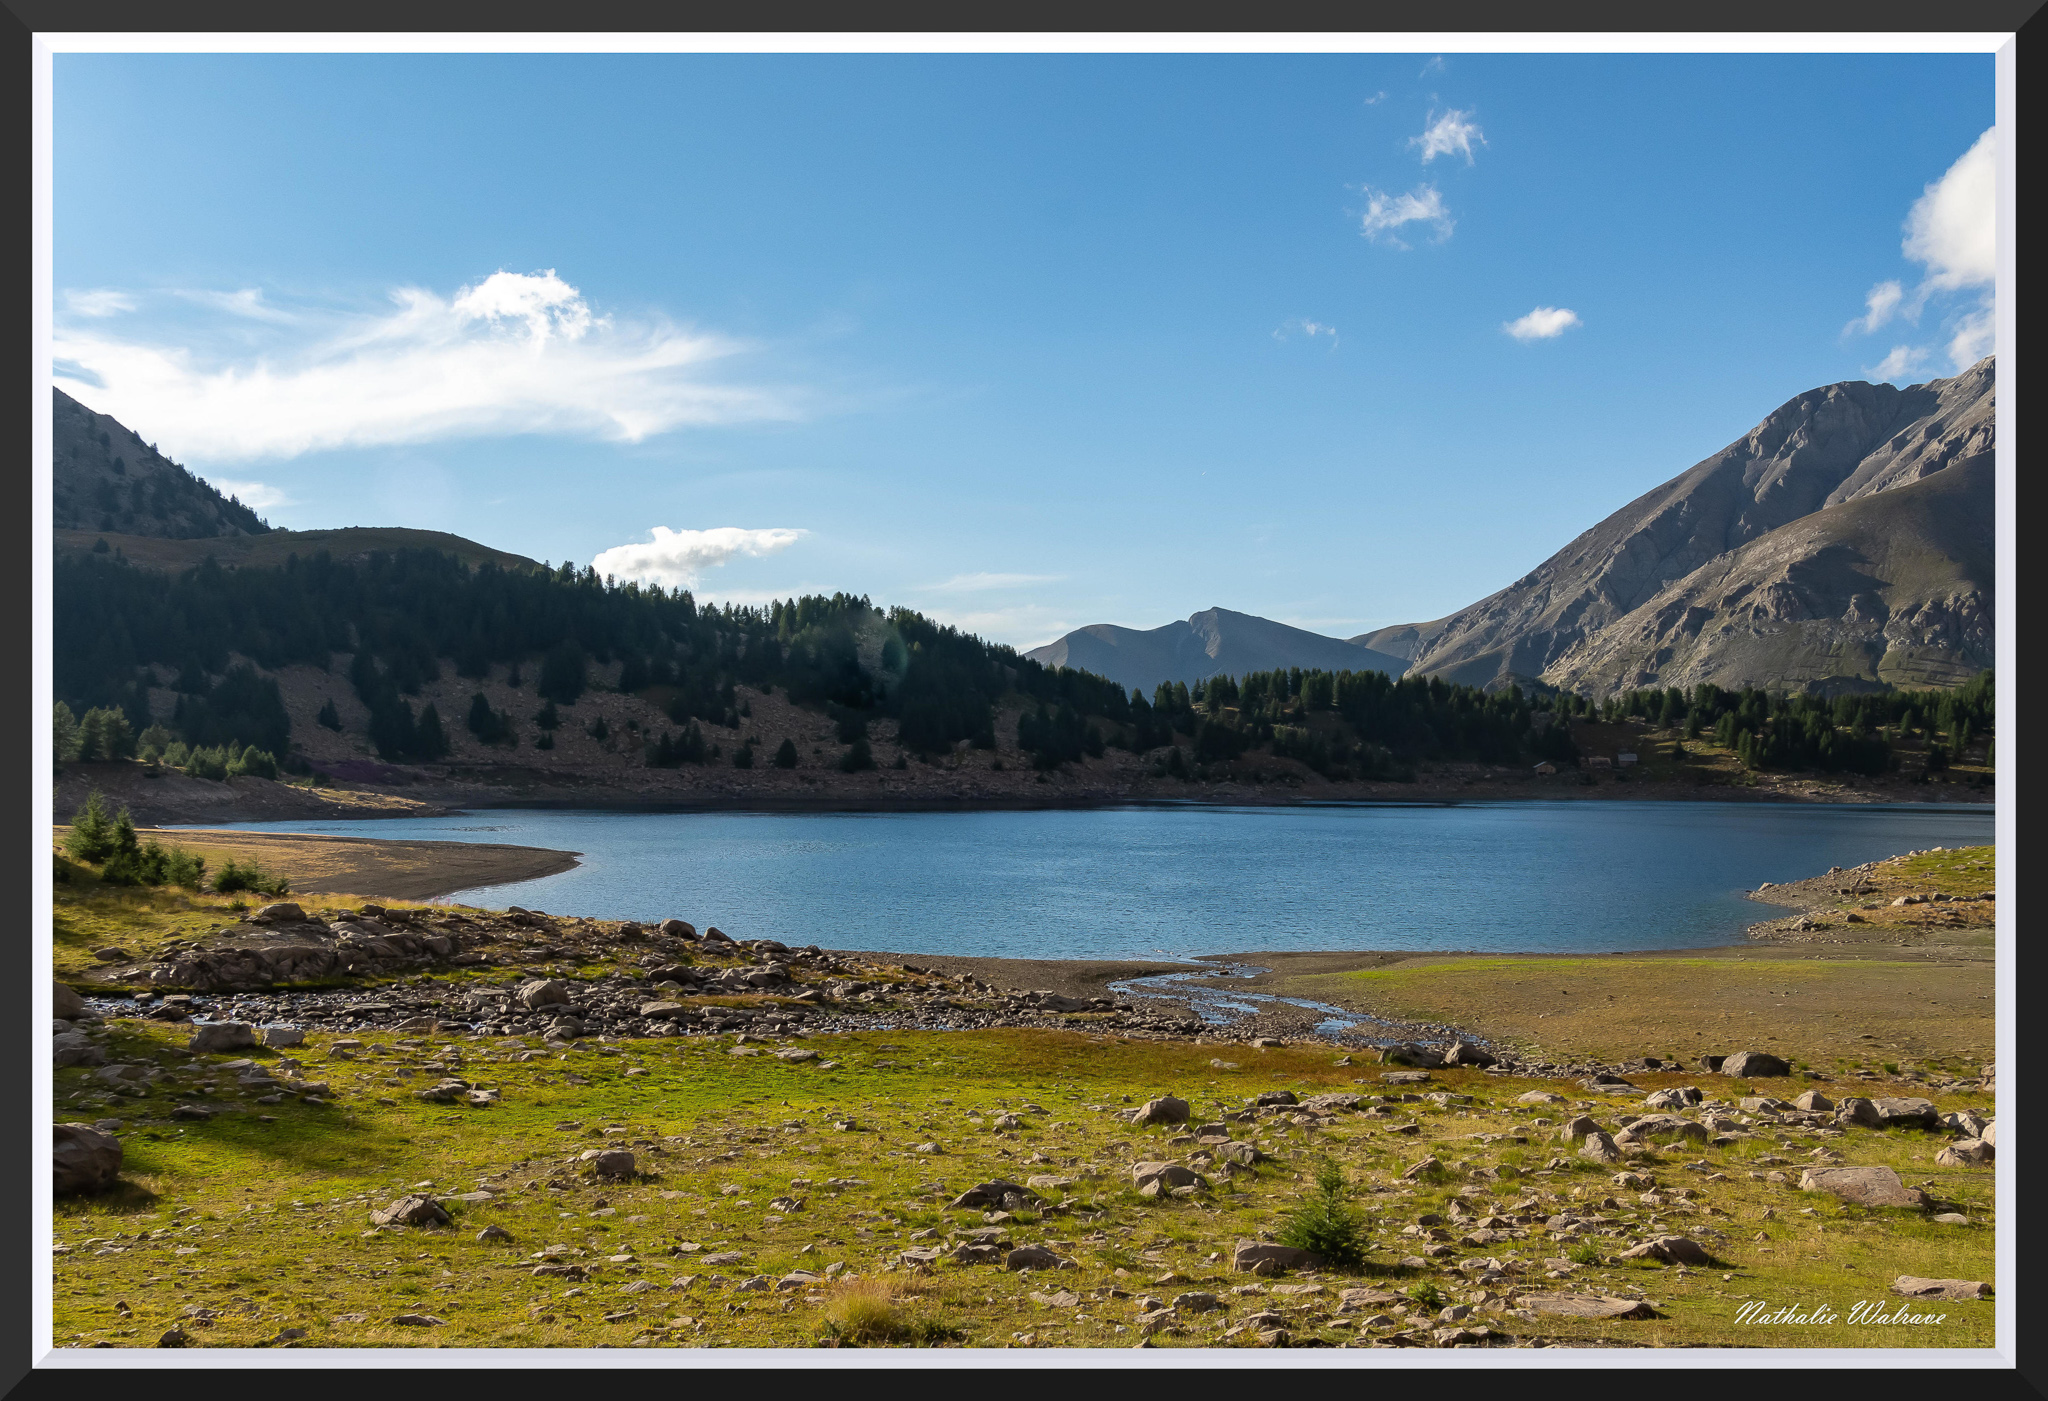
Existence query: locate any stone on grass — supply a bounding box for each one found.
[1132,1162,1205,1196]
[52,1032,105,1069]
[1834,1097,1884,1129]
[254,902,307,923]
[1401,1156,1444,1181]
[1798,1166,1927,1208]
[1005,1244,1072,1271]
[53,982,87,1020]
[477,1225,515,1243]
[1442,1041,1497,1068]
[53,1123,122,1195]
[1134,1095,1191,1126]
[1618,1235,1712,1266]
[1556,1115,1605,1142]
[1173,1291,1225,1312]
[1616,1115,1709,1147]
[1578,1132,1622,1165]
[1873,1097,1939,1129]
[390,1314,446,1326]
[369,1194,451,1228]
[581,1149,635,1179]
[1233,1241,1322,1273]
[1719,1050,1789,1078]
[516,979,571,1010]
[1935,1139,1992,1168]
[260,1026,305,1048]
[1517,1091,1566,1106]
[1892,1276,1990,1301]
[1517,1294,1654,1320]
[188,1022,258,1053]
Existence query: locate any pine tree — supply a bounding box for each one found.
[52,702,80,764]
[415,704,450,760]
[63,790,119,861]
[773,738,799,769]
[317,698,342,731]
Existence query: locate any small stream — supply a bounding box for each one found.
[1107,959,1485,1049]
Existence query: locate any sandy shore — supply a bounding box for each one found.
[55,827,581,901]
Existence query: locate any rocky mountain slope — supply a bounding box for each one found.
[53,388,271,539]
[1396,358,1994,695]
[1026,607,1408,694]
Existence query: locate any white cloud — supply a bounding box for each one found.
[1904,127,1995,292]
[203,476,291,511]
[1359,184,1453,246]
[1272,317,1339,346]
[1412,109,1485,165]
[1844,279,1906,336]
[1945,305,1994,368]
[1842,128,1996,375]
[52,269,799,463]
[1361,91,1388,106]
[1503,306,1581,341]
[1418,56,1445,77]
[923,572,1066,592]
[176,287,297,323]
[591,525,806,591]
[64,289,135,317]
[1868,345,1929,382]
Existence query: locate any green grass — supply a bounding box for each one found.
[52,1017,1996,1351]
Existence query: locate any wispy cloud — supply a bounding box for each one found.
[203,476,291,511]
[1503,306,1581,341]
[1271,317,1339,347]
[923,572,1066,592]
[1361,91,1389,106]
[919,602,1078,651]
[175,287,297,323]
[64,289,135,318]
[591,525,806,590]
[53,269,800,463]
[1412,109,1485,165]
[1358,184,1453,247]
[1843,279,1906,337]
[1844,127,1996,377]
[1418,56,1445,77]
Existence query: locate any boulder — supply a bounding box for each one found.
[1720,1050,1790,1078]
[1892,1276,1990,1301]
[1172,1291,1225,1312]
[1233,1241,1322,1273]
[1642,1087,1703,1110]
[658,919,698,938]
[1578,1132,1622,1165]
[1556,1115,1606,1142]
[253,902,307,923]
[1401,1156,1444,1181]
[582,1150,636,1179]
[1834,1097,1884,1129]
[1005,1244,1071,1271]
[1379,1042,1444,1069]
[1442,1041,1497,1068]
[516,979,572,1010]
[52,1031,105,1069]
[53,1124,122,1195]
[187,1022,258,1053]
[946,1180,1034,1212]
[1873,1097,1938,1129]
[261,1026,305,1048]
[1516,1091,1567,1106]
[1131,1162,1205,1194]
[1982,1119,1998,1149]
[369,1194,450,1228]
[477,1225,515,1243]
[1935,1139,1992,1168]
[52,982,87,1020]
[1134,1095,1191,1127]
[1793,1090,1834,1113]
[1252,1090,1299,1108]
[1798,1166,1928,1208]
[1618,1235,1712,1266]
[1517,1293,1656,1320]
[1615,1114,1709,1147]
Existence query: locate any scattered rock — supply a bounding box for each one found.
[1618,1235,1712,1266]
[52,1031,106,1069]
[1892,1276,1990,1301]
[1134,1095,1191,1126]
[477,1225,515,1243]
[1873,1097,1939,1130]
[1518,1294,1655,1320]
[582,1149,636,1179]
[53,1123,122,1195]
[1005,1244,1072,1271]
[1798,1166,1927,1208]
[369,1194,451,1228]
[1577,1132,1622,1165]
[1233,1241,1322,1273]
[53,982,87,1020]
[1792,1090,1834,1113]
[187,1022,258,1054]
[1935,1139,1992,1168]
[1719,1051,1790,1078]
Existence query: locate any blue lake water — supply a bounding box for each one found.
[176,801,1995,964]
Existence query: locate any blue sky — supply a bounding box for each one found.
[52,51,1996,648]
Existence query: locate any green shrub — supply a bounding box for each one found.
[62,790,122,862]
[214,857,289,897]
[772,738,799,769]
[1405,1282,1447,1310]
[1276,1159,1368,1271]
[1566,1240,1602,1266]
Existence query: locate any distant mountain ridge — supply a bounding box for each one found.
[1026,607,1409,695]
[1391,357,1995,696]
[53,388,271,539]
